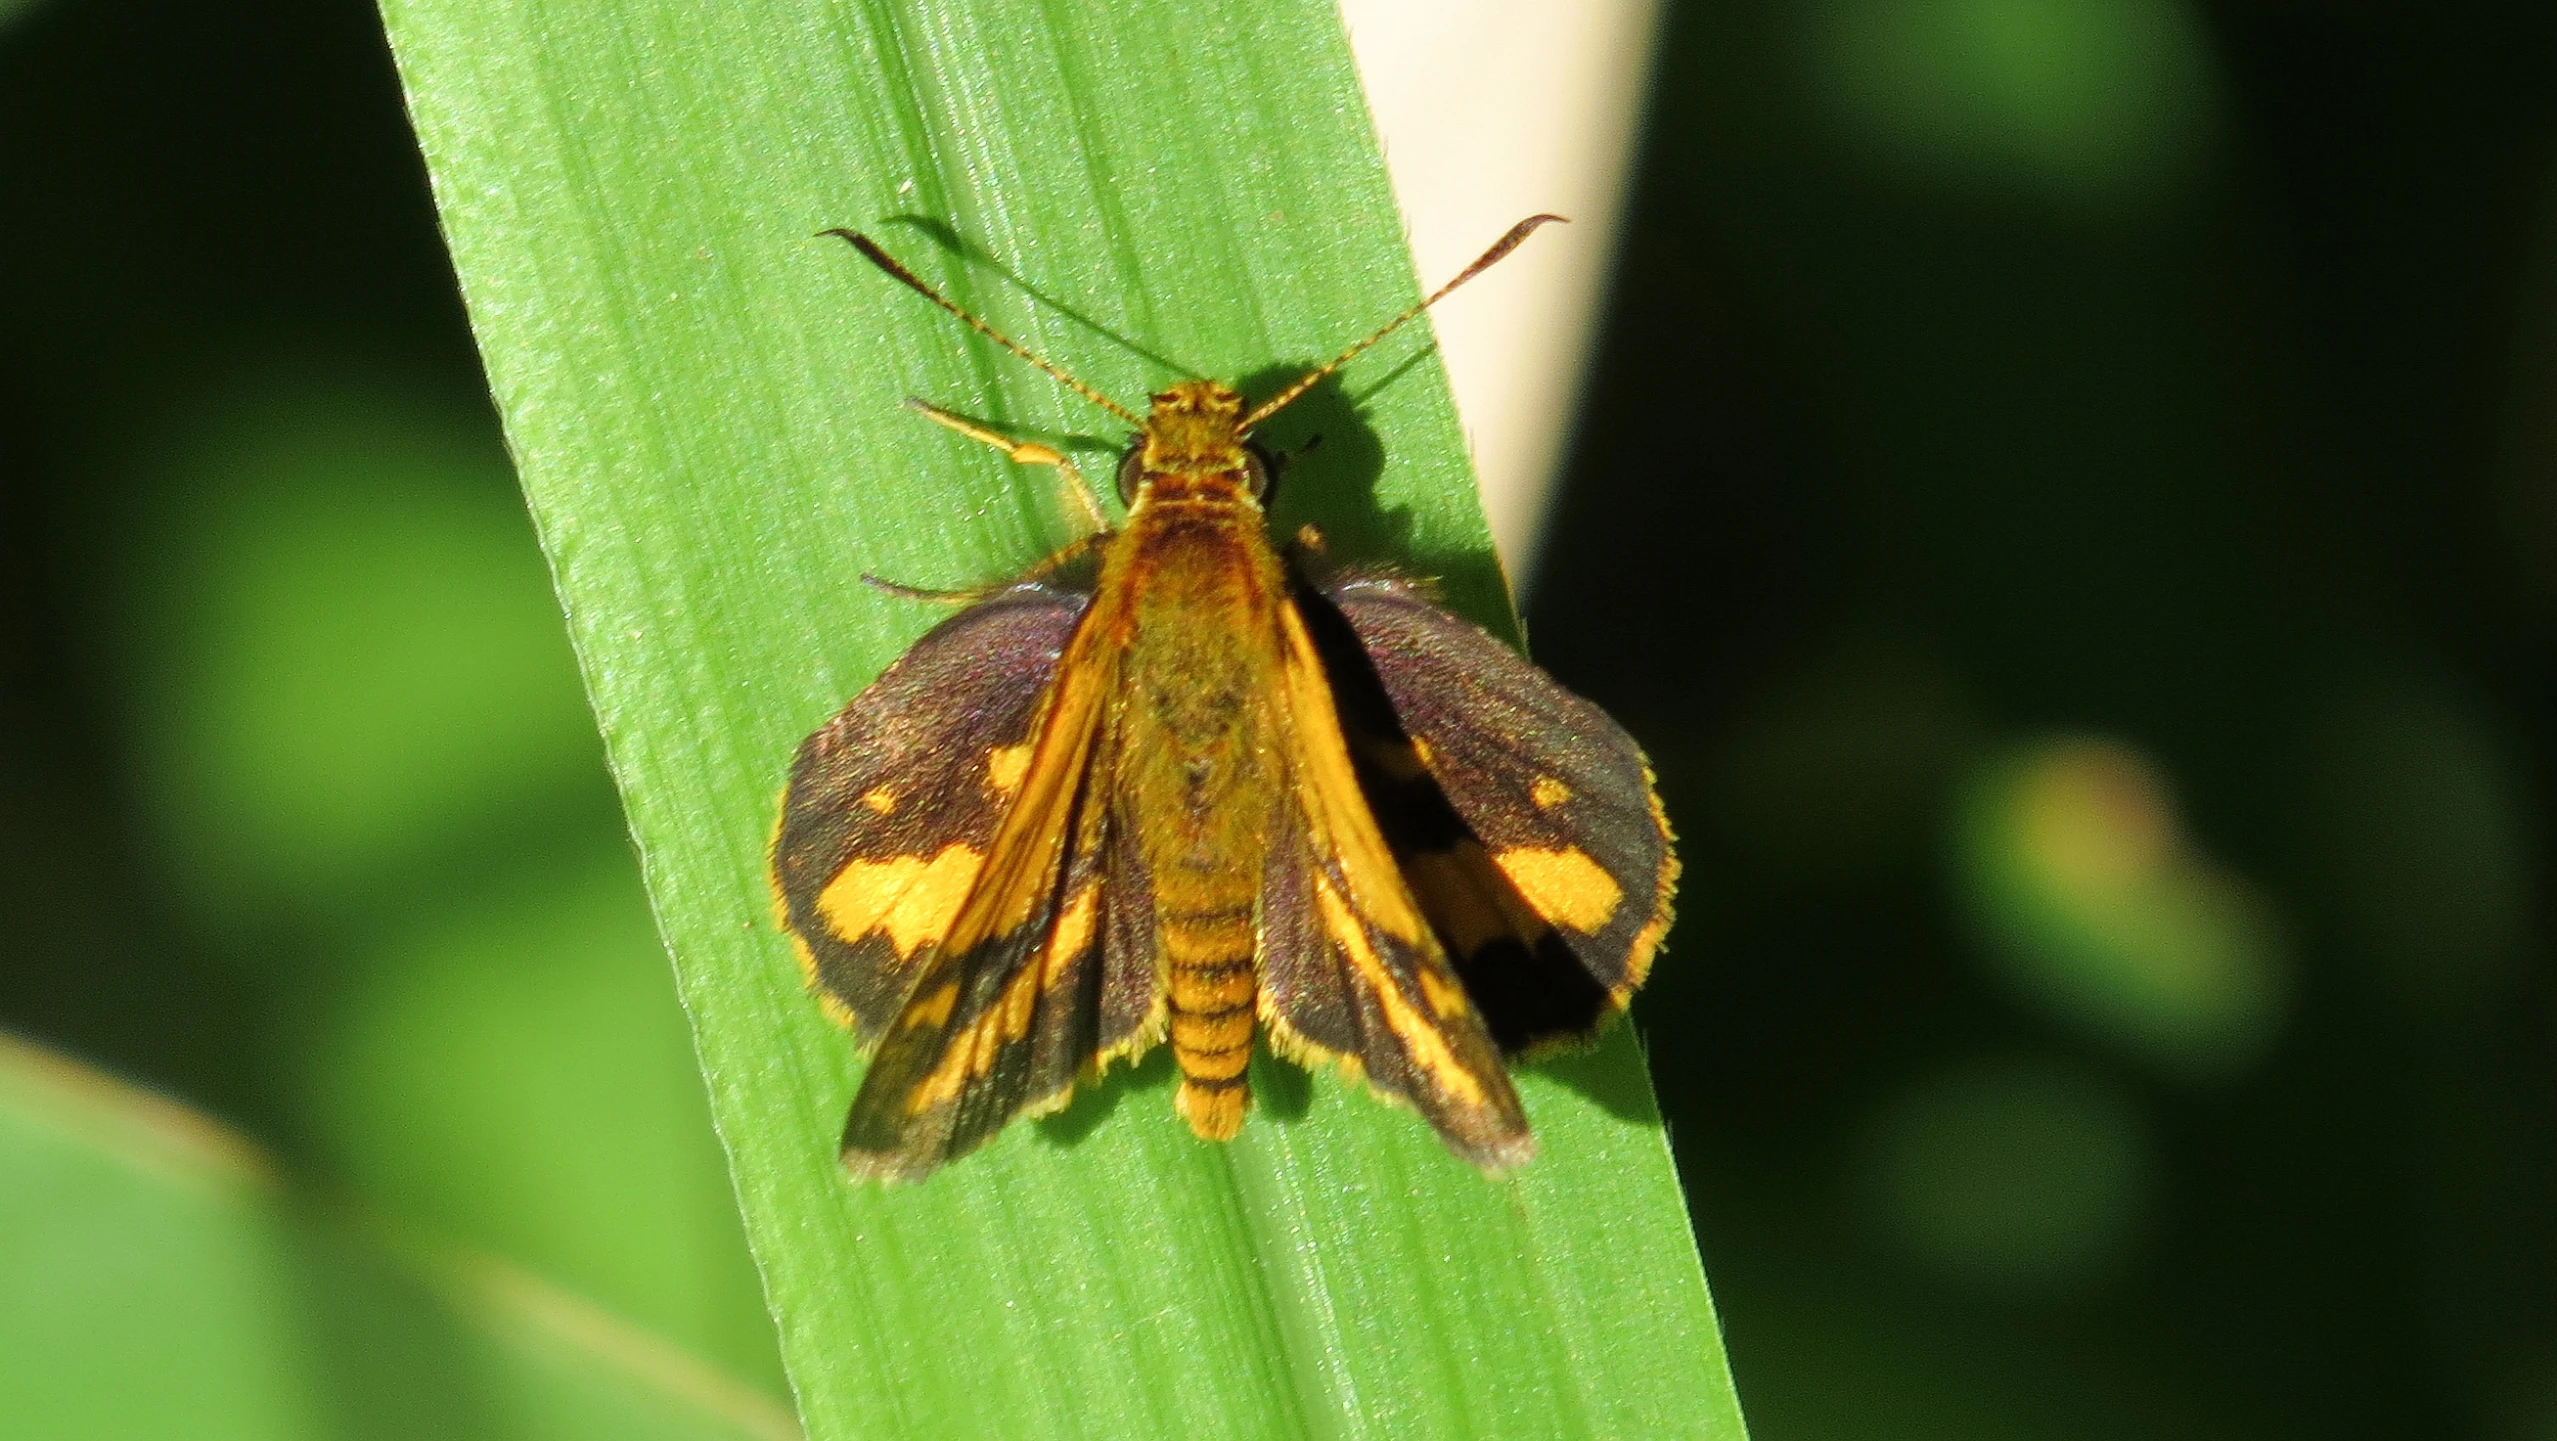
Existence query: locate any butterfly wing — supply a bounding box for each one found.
[772,583,1088,1041]
[1307,574,1677,1054]
[773,581,1158,1181]
[1258,598,1533,1170]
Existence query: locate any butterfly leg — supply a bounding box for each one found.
[859,573,1019,604]
[860,530,1107,604]
[906,399,1111,539]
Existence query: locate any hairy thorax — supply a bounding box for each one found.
[1112,474,1287,860]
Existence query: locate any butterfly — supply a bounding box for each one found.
[771,216,1675,1181]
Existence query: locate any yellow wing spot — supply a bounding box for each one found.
[817,843,985,958]
[1494,846,1623,933]
[858,787,898,815]
[1411,735,1436,768]
[1312,874,1485,1107]
[1530,776,1573,809]
[1415,966,1472,1020]
[902,982,960,1029]
[985,743,1032,798]
[907,1039,974,1114]
[1041,883,1100,986]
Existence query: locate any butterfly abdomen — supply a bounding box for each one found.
[1163,891,1258,1140]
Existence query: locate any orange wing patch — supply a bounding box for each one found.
[985,743,1032,798]
[1489,846,1623,934]
[816,843,986,958]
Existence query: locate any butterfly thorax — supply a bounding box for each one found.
[1100,380,1288,1140]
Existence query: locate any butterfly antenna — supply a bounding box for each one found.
[826,230,1144,428]
[1242,213,1566,432]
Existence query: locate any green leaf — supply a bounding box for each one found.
[0,1035,795,1441]
[376,1,1746,1436]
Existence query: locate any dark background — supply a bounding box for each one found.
[3,0,2552,1436]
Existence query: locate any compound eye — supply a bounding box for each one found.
[1114,445,1146,505]
[1242,447,1274,503]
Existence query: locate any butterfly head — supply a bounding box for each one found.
[1139,381,1248,469]
[1118,380,1270,506]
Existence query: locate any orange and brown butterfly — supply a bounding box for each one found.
[771,216,1676,1182]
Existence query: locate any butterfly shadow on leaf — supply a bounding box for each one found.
[1244,358,1517,646]
[1032,1044,1174,1150]
[1518,1029,1668,1127]
[874,213,1199,378]
[1240,363,1405,565]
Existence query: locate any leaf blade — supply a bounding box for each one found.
[378,0,1747,1435]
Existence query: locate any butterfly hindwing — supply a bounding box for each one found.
[1307,573,1677,1053]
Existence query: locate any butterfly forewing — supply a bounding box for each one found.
[772,582,1091,1041]
[773,574,1172,1181]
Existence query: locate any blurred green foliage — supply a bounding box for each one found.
[1955,736,2286,1077]
[1,0,2553,1437]
[1808,0,2223,208]
[0,1036,793,1441]
[120,387,597,921]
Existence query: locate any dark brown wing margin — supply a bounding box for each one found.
[1305,574,1677,1053]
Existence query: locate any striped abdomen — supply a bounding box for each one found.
[1162,890,1258,1140]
